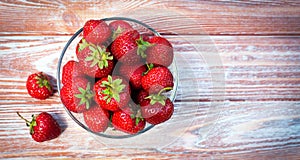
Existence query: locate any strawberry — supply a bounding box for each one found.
[110,30,151,64]
[83,104,110,132]
[26,72,53,100]
[17,112,61,142]
[141,65,174,93]
[60,77,94,113]
[109,20,133,40]
[111,107,145,134]
[83,19,111,45]
[62,60,84,86]
[94,75,130,112]
[146,36,174,67]
[117,63,147,90]
[77,39,114,78]
[139,88,174,125]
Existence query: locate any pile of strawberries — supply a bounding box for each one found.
[21,19,175,141]
[60,19,175,134]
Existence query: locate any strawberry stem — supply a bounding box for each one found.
[157,87,173,96]
[17,112,36,134]
[143,63,154,76]
[16,112,30,124]
[145,87,173,105]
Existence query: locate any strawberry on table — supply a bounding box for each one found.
[94,75,130,112]
[83,19,112,45]
[60,77,94,113]
[17,112,61,142]
[109,20,133,40]
[77,39,114,79]
[26,72,53,100]
[145,36,174,67]
[83,104,110,132]
[141,65,174,93]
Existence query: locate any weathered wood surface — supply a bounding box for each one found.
[0,0,300,35]
[1,0,300,159]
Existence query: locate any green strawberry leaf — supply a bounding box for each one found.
[85,56,94,61]
[101,75,125,103]
[112,26,124,40]
[145,87,173,106]
[74,83,94,109]
[146,94,167,106]
[81,41,113,69]
[78,39,89,51]
[136,36,153,58]
[35,73,52,91]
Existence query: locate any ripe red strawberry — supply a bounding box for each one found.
[139,88,174,125]
[146,36,174,67]
[141,65,174,93]
[94,75,130,112]
[83,19,111,45]
[111,30,151,64]
[26,72,53,100]
[83,104,110,132]
[17,112,61,142]
[60,77,94,113]
[117,63,147,90]
[62,60,84,86]
[109,20,133,40]
[77,39,114,78]
[111,107,145,134]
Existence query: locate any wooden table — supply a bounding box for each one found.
[1,1,300,159]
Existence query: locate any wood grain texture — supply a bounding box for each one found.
[1,0,300,159]
[1,35,300,158]
[0,0,299,35]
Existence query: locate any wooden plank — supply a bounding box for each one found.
[0,0,299,35]
[0,35,299,158]
[1,101,299,158]
[0,35,299,101]
[0,101,300,159]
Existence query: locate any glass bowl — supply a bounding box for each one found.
[57,17,178,139]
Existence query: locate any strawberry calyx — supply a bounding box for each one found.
[136,36,152,58]
[35,73,51,91]
[134,109,143,125]
[78,39,90,52]
[79,39,113,69]
[111,26,125,40]
[129,107,144,125]
[145,87,173,105]
[101,75,126,103]
[143,63,154,76]
[74,82,94,110]
[17,112,37,135]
